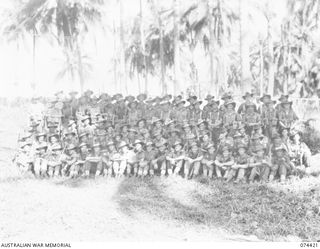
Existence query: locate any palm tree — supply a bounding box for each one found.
[2,0,105,94]
[180,0,239,95]
[173,0,181,95]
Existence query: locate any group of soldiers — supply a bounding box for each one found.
[13,89,312,183]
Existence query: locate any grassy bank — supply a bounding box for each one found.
[115,176,320,241]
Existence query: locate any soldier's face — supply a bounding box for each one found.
[50,136,58,143]
[174,145,182,152]
[238,148,245,155]
[203,135,209,142]
[284,104,290,110]
[100,140,107,146]
[80,147,87,153]
[212,103,218,110]
[80,136,88,143]
[94,147,101,153]
[199,123,205,130]
[257,150,264,156]
[208,147,215,154]
[256,128,262,134]
[70,150,77,156]
[184,127,191,133]
[239,128,245,134]
[263,98,269,104]
[276,150,283,157]
[267,103,273,109]
[247,107,254,113]
[159,146,165,152]
[282,129,288,137]
[171,132,178,137]
[39,148,46,154]
[191,146,198,153]
[227,104,233,111]
[23,145,31,152]
[121,146,128,153]
[146,146,153,152]
[54,149,62,155]
[220,133,227,139]
[155,122,162,128]
[223,150,229,157]
[137,121,143,128]
[136,144,143,151]
[293,134,300,142]
[38,136,45,142]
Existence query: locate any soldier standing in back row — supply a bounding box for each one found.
[238,92,256,115]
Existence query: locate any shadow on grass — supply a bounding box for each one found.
[113,176,320,241]
[113,177,210,224]
[53,177,88,188]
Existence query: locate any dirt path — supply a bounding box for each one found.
[0,106,262,241]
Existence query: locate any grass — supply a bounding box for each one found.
[114,176,320,241]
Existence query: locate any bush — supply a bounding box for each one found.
[302,126,320,154]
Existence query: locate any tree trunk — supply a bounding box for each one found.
[284,22,290,95]
[119,0,128,94]
[259,41,264,95]
[140,0,148,95]
[113,20,118,93]
[267,18,274,96]
[239,0,251,94]
[76,40,85,94]
[159,17,166,95]
[31,30,36,93]
[173,0,181,95]
[207,0,216,95]
[137,72,141,93]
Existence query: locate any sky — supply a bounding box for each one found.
[0,0,287,98]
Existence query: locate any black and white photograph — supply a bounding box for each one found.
[0,0,320,246]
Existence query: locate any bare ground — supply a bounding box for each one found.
[0,107,319,242]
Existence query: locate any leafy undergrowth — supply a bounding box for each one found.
[303,126,320,154]
[115,176,320,241]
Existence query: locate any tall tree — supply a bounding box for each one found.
[3,0,104,94]
[173,0,181,95]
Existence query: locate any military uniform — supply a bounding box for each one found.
[166,141,186,175]
[277,102,298,129]
[201,143,216,178]
[248,146,271,183]
[214,147,234,179]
